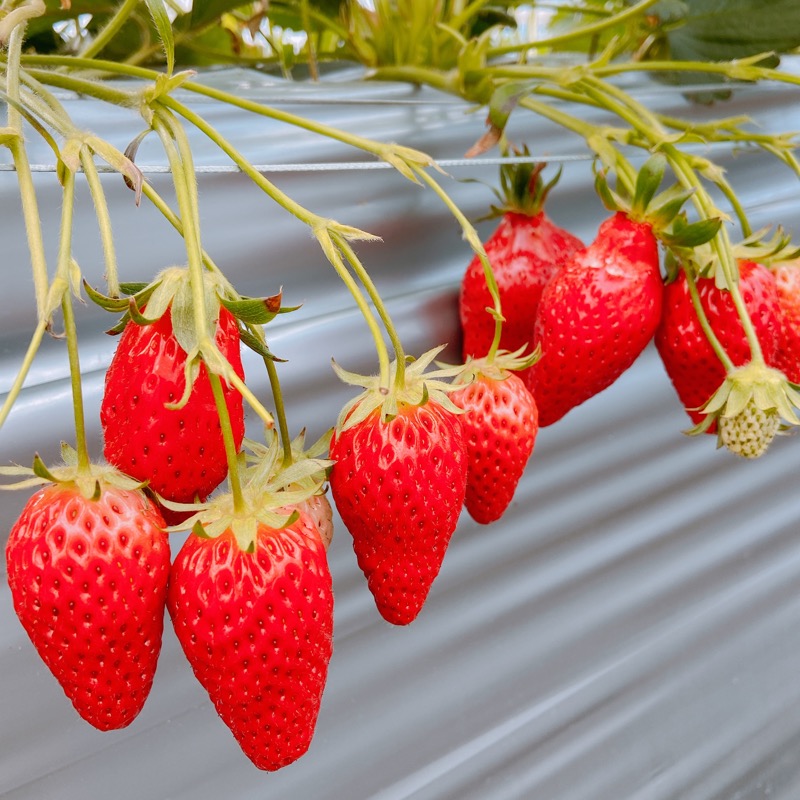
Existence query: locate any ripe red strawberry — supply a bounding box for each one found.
[296,493,334,550]
[526,211,663,426]
[655,260,783,426]
[460,163,583,381]
[772,259,800,383]
[101,305,245,517]
[6,482,170,730]
[450,359,538,524]
[167,511,333,771]
[330,400,466,625]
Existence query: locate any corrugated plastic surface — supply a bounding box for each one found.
[2,66,800,799]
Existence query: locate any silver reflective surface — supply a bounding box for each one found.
[2,66,800,799]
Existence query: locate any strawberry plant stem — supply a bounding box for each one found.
[0,319,48,431]
[263,356,294,469]
[208,372,245,513]
[77,0,139,61]
[56,167,91,472]
[317,231,393,389]
[489,0,661,56]
[5,25,49,320]
[79,147,120,297]
[414,166,505,361]
[682,267,735,373]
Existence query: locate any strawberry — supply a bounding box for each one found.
[167,504,333,771]
[526,211,663,426]
[329,348,467,625]
[772,259,800,383]
[6,478,170,730]
[101,303,245,518]
[449,352,539,524]
[655,260,783,426]
[460,162,583,382]
[296,493,334,550]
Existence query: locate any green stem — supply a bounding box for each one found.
[56,169,91,471]
[152,109,276,433]
[316,231,392,390]
[0,318,48,432]
[79,147,120,296]
[5,26,49,320]
[414,165,504,361]
[78,0,140,61]
[450,0,494,31]
[160,95,334,229]
[21,55,434,173]
[334,234,404,387]
[489,0,661,56]
[682,265,734,372]
[208,372,245,513]
[263,354,293,469]
[518,93,637,194]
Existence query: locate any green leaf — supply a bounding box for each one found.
[665,0,800,63]
[144,0,175,75]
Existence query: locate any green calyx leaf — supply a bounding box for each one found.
[689,361,800,458]
[179,432,333,553]
[219,289,297,325]
[631,153,667,218]
[84,278,160,315]
[332,344,464,432]
[1,448,149,499]
[733,226,800,266]
[486,149,562,219]
[660,215,722,249]
[441,344,541,385]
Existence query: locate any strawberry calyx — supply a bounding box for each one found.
[484,149,562,219]
[332,344,464,432]
[175,436,333,553]
[595,154,721,246]
[732,226,800,269]
[442,345,541,386]
[0,442,149,499]
[689,361,800,458]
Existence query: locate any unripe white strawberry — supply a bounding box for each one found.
[718,401,779,459]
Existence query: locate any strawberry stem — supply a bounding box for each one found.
[489,0,661,57]
[414,165,505,362]
[55,169,91,472]
[79,147,120,297]
[0,318,48,432]
[5,25,49,321]
[208,372,245,513]
[316,230,392,389]
[681,266,735,373]
[263,355,294,470]
[76,0,139,62]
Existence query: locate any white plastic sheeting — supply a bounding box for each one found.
[2,66,800,799]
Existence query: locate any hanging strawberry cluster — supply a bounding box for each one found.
[2,0,800,774]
